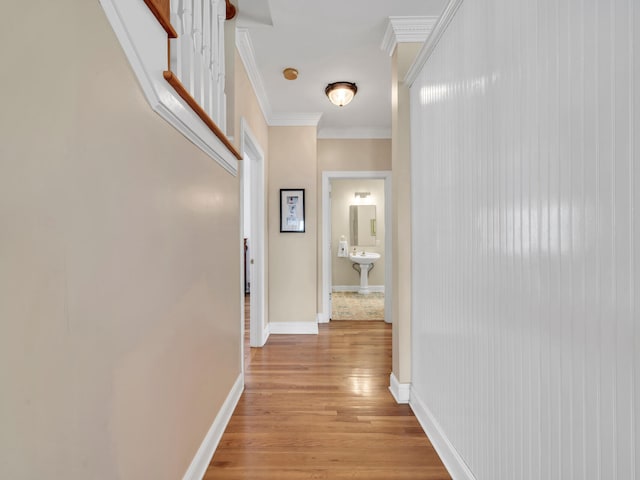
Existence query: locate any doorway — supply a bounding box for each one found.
[240,119,266,362]
[321,171,392,324]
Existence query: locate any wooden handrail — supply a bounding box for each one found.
[225,0,237,20]
[163,71,242,160]
[143,0,177,38]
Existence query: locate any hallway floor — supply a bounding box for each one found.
[204,296,450,479]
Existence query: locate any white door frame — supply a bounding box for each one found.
[240,119,267,358]
[321,170,392,323]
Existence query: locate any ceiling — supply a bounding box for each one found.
[235,0,446,138]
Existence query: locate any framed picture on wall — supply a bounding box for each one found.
[280,189,305,233]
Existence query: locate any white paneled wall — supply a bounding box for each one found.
[409,0,638,479]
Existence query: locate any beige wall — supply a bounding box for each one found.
[330,179,386,287]
[0,2,242,478]
[316,138,391,315]
[268,127,317,324]
[318,139,392,172]
[391,43,422,383]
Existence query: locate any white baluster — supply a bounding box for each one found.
[200,0,207,107]
[209,0,220,125]
[211,2,219,125]
[169,0,181,74]
[202,0,212,119]
[181,0,193,93]
[193,0,204,102]
[216,9,225,129]
[169,0,228,131]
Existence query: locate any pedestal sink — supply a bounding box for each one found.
[349,252,381,294]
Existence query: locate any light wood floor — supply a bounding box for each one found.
[204,295,450,479]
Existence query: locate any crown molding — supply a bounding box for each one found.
[235,27,272,123]
[381,16,439,56]
[404,0,464,86]
[270,113,323,127]
[317,127,391,139]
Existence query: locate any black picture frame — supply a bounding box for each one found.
[280,189,305,233]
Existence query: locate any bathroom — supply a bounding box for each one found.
[330,178,385,320]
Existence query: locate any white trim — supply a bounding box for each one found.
[262,323,270,345]
[404,0,465,87]
[322,171,393,326]
[235,28,272,124]
[409,388,477,480]
[270,113,323,127]
[317,127,391,139]
[240,118,265,161]
[388,372,410,404]
[239,170,246,373]
[240,119,267,348]
[381,16,439,56]
[182,374,244,480]
[269,322,319,335]
[332,285,385,293]
[317,313,330,324]
[100,0,238,176]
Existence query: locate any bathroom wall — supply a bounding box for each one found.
[409,0,639,478]
[331,179,385,288]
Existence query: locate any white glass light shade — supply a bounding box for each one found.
[325,82,357,107]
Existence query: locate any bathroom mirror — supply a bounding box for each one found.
[349,205,376,247]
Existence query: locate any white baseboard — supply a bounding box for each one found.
[388,372,410,404]
[182,373,244,480]
[261,323,270,346]
[317,313,330,324]
[409,388,476,480]
[269,322,319,334]
[332,285,385,293]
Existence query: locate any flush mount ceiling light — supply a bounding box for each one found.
[325,82,358,107]
[283,67,298,80]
